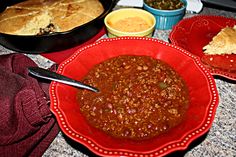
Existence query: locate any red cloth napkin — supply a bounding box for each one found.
[0,53,59,157]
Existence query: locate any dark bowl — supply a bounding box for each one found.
[0,0,117,53]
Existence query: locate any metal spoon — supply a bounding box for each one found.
[28,67,99,93]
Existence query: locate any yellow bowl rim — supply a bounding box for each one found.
[104,8,156,36]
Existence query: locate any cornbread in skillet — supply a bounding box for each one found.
[0,0,104,35]
[50,0,104,32]
[203,26,236,55]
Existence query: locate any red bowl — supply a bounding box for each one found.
[49,37,219,156]
[169,15,236,80]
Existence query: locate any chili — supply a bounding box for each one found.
[77,55,189,140]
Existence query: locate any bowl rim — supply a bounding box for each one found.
[143,0,187,13]
[104,8,156,36]
[50,36,219,157]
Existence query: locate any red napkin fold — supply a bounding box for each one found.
[0,53,59,157]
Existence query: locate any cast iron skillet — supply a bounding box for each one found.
[0,0,117,53]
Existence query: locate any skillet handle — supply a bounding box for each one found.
[111,0,119,9]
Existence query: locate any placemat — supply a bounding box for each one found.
[41,27,106,64]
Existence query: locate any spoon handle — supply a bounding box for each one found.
[28,67,99,93]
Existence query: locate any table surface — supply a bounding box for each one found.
[0,6,235,157]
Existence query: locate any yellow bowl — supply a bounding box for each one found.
[104,8,156,38]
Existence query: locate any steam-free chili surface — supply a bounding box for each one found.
[77,56,189,140]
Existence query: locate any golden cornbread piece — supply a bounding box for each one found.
[0,0,104,35]
[50,0,104,32]
[203,25,236,55]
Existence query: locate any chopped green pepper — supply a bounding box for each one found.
[144,0,184,10]
[158,82,168,89]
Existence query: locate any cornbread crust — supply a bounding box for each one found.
[51,0,104,32]
[0,0,104,35]
[203,26,236,55]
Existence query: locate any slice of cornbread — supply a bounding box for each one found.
[203,25,236,55]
